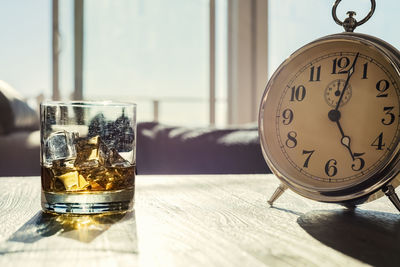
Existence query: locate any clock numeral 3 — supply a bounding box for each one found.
[332,57,350,74]
[302,150,315,168]
[290,85,306,102]
[325,159,338,177]
[285,131,297,148]
[282,109,294,125]
[376,79,389,97]
[382,106,395,125]
[309,66,321,82]
[371,132,386,150]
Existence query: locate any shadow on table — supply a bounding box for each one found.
[297,209,400,267]
[7,211,136,243]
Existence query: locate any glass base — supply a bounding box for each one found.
[41,188,134,214]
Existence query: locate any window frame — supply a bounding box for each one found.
[51,0,269,126]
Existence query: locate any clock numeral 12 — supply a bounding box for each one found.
[332,57,350,74]
[309,66,321,82]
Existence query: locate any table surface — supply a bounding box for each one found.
[0,174,400,267]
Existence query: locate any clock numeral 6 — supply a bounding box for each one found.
[290,85,306,102]
[325,159,338,177]
[282,108,294,125]
[285,131,297,148]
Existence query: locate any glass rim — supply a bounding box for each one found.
[40,100,136,108]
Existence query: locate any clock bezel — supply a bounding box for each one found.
[259,32,400,204]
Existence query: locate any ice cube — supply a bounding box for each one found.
[56,170,89,191]
[74,136,108,169]
[51,158,76,178]
[106,148,131,168]
[83,167,108,190]
[44,131,77,165]
[52,158,75,169]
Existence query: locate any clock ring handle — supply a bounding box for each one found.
[332,0,376,32]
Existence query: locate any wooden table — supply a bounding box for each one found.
[0,174,399,267]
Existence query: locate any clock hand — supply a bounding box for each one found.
[328,109,355,160]
[335,80,341,96]
[337,121,355,161]
[335,52,359,110]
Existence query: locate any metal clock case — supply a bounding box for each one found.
[258,0,400,211]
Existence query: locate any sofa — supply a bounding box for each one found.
[0,81,270,176]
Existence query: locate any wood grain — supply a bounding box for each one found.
[0,174,399,266]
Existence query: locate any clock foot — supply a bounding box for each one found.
[267,183,288,206]
[383,184,400,212]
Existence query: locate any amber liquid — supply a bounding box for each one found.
[41,165,135,193]
[41,135,135,214]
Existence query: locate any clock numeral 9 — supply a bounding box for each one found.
[325,159,338,177]
[290,85,306,102]
[282,109,294,125]
[285,131,297,148]
[376,79,389,97]
[382,106,395,125]
[332,57,350,74]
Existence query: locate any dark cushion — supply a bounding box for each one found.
[0,80,39,135]
[0,122,271,176]
[0,131,40,176]
[136,122,270,174]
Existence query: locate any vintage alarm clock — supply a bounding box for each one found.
[258,0,400,211]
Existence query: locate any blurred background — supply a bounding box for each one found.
[1,0,399,127]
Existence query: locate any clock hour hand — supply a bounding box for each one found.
[328,109,355,160]
[339,127,355,161]
[335,52,359,110]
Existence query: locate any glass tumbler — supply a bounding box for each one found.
[40,101,136,214]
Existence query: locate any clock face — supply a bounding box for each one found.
[260,37,400,192]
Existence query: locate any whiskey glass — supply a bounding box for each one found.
[40,101,136,214]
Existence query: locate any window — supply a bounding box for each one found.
[55,0,229,127]
[0,0,264,127]
[0,0,51,99]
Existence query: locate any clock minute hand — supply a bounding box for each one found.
[336,120,355,160]
[335,52,360,111]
